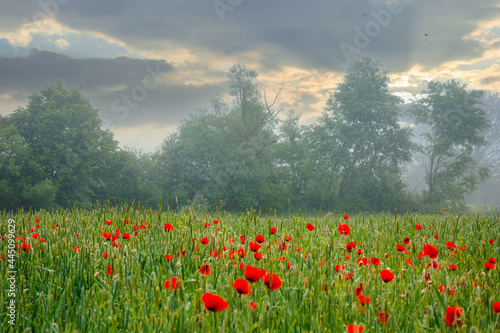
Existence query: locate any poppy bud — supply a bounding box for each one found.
[459,276,467,286]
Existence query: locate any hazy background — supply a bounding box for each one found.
[1,0,499,211]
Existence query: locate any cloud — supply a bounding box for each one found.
[54,38,70,49]
[0,48,173,91]
[2,1,498,73]
[1,0,500,152]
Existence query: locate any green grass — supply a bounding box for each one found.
[1,206,499,332]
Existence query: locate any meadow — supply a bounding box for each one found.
[0,205,499,332]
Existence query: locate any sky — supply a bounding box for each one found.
[1,0,499,152]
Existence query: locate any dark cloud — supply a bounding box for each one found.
[481,76,500,85]
[0,49,219,127]
[0,48,173,92]
[1,0,495,73]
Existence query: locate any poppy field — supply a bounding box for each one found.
[1,206,499,332]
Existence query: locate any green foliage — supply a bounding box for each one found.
[2,61,496,214]
[309,57,414,211]
[21,179,58,210]
[1,81,159,211]
[158,65,286,211]
[410,80,490,211]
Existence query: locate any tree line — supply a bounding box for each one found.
[1,57,498,213]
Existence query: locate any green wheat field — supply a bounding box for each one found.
[1,205,499,332]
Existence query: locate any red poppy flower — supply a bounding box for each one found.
[254,252,263,260]
[164,223,174,232]
[396,244,406,252]
[448,289,456,296]
[21,242,29,252]
[270,227,277,235]
[165,254,173,262]
[484,262,495,270]
[249,242,261,252]
[357,295,371,306]
[415,224,423,230]
[489,257,497,264]
[200,264,212,275]
[403,237,410,245]
[493,302,500,313]
[357,257,368,266]
[245,265,265,282]
[347,324,364,333]
[233,278,252,295]
[255,235,265,243]
[346,241,356,252]
[249,301,257,309]
[338,224,351,235]
[284,235,292,242]
[448,264,457,271]
[489,239,494,244]
[238,247,245,258]
[378,312,389,324]
[123,232,130,240]
[164,277,180,289]
[306,223,315,231]
[240,235,245,244]
[355,283,363,296]
[445,241,457,250]
[380,269,395,283]
[264,273,282,290]
[343,214,349,220]
[106,220,112,225]
[357,249,364,255]
[445,306,463,327]
[384,253,390,258]
[106,264,115,275]
[103,252,108,259]
[201,293,228,312]
[201,237,210,245]
[423,244,438,259]
[335,264,345,272]
[344,272,352,281]
[434,233,439,239]
[426,260,441,270]
[370,257,381,266]
[204,222,211,228]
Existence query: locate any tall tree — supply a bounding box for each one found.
[273,110,308,208]
[7,80,121,208]
[410,80,490,211]
[158,65,285,211]
[464,92,500,207]
[313,56,413,211]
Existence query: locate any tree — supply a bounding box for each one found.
[0,117,58,210]
[312,57,413,211]
[6,80,121,208]
[273,110,308,208]
[464,92,500,208]
[158,65,286,211]
[410,80,490,211]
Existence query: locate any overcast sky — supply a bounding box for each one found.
[1,0,499,152]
